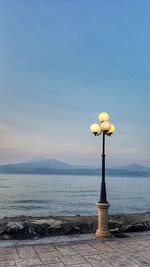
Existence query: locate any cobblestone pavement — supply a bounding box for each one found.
[0,231,150,267]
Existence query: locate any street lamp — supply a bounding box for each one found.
[90,112,115,238]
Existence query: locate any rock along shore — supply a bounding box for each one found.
[0,212,149,240]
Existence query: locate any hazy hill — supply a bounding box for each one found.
[0,159,75,172]
[120,164,150,172]
[0,159,149,176]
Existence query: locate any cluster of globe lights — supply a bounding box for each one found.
[90,112,115,136]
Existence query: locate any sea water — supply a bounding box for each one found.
[0,173,149,218]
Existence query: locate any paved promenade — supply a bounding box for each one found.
[0,231,150,267]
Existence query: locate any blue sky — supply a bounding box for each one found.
[0,1,150,167]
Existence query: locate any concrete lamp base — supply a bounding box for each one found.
[95,202,110,238]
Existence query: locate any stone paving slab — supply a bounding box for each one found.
[0,231,149,266]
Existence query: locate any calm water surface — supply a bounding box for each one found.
[0,174,149,218]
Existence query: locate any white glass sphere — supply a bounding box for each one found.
[99,112,109,122]
[107,124,116,134]
[101,121,111,132]
[90,123,101,134]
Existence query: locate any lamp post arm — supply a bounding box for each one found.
[94,132,101,136]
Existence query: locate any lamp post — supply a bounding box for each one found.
[90,112,115,238]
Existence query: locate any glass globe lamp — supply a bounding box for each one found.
[101,121,111,132]
[107,124,115,135]
[99,112,109,122]
[90,123,101,135]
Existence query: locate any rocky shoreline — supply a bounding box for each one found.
[0,212,149,240]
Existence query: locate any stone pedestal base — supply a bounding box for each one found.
[95,202,110,238]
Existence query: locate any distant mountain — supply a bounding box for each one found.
[0,159,93,173]
[0,159,75,171]
[0,159,149,176]
[26,158,75,169]
[120,164,150,172]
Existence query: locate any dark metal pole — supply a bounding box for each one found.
[99,131,108,203]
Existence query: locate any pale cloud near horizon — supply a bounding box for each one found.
[0,120,149,167]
